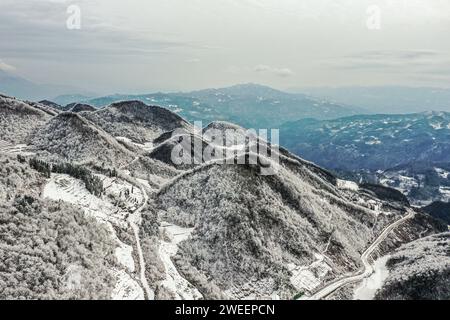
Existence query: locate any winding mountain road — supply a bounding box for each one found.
[128,178,156,300]
[306,209,415,300]
[119,155,155,300]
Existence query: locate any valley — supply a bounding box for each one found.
[2,0,449,304]
[0,94,448,300]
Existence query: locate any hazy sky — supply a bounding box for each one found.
[1,0,450,93]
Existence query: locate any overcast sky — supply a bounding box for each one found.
[1,0,450,93]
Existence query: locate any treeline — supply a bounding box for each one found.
[52,162,104,196]
[92,164,118,178]
[29,158,51,178]
[26,156,104,196]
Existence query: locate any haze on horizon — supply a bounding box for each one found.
[1,0,450,94]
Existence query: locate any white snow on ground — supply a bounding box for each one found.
[336,179,359,191]
[355,198,385,216]
[382,174,419,194]
[367,199,382,215]
[159,221,203,300]
[0,141,35,156]
[430,122,443,130]
[136,178,152,189]
[147,173,171,187]
[112,269,145,300]
[64,265,83,291]
[116,136,153,152]
[353,256,390,300]
[43,173,145,300]
[365,139,381,145]
[288,253,332,292]
[435,167,450,179]
[100,174,144,212]
[43,174,129,227]
[379,177,395,186]
[115,242,135,273]
[439,187,450,201]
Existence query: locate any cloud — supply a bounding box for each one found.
[322,49,450,86]
[254,64,294,77]
[185,58,200,63]
[328,50,449,72]
[0,0,198,64]
[0,60,16,72]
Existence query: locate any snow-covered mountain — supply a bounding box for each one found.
[50,84,364,129]
[375,232,450,300]
[280,112,450,172]
[32,112,134,166]
[0,95,446,300]
[0,95,52,144]
[82,100,193,143]
[281,113,450,205]
[68,103,96,113]
[340,162,450,206]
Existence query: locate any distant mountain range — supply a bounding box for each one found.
[280,112,450,171]
[338,162,450,206]
[0,70,94,101]
[52,83,365,128]
[41,86,450,206]
[296,86,450,114]
[280,112,450,205]
[1,94,446,300]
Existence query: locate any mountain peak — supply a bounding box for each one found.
[68,103,96,113]
[192,83,287,97]
[109,100,148,110]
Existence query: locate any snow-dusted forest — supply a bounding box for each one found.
[0,94,448,300]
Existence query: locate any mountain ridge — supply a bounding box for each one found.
[0,94,446,300]
[50,84,366,129]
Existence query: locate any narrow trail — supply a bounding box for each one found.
[304,209,415,300]
[130,221,154,300]
[128,175,155,300]
[119,153,155,300]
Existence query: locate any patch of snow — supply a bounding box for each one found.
[367,199,382,215]
[353,256,390,300]
[430,122,443,130]
[337,179,359,191]
[159,221,203,300]
[64,264,83,291]
[136,178,152,189]
[43,173,151,300]
[0,141,35,156]
[382,173,419,194]
[435,168,450,179]
[439,187,450,200]
[365,139,381,145]
[288,254,332,292]
[115,242,135,273]
[116,136,154,152]
[44,174,129,227]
